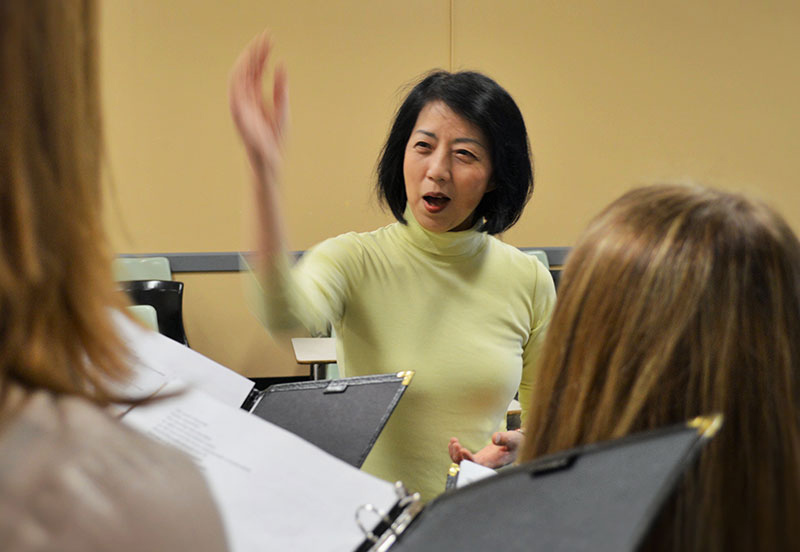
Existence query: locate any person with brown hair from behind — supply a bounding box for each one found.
[0,1,228,549]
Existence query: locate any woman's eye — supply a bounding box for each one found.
[455,149,477,160]
[414,141,432,150]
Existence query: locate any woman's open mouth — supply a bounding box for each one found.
[423,194,450,213]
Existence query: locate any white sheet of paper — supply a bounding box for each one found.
[114,312,253,407]
[457,460,497,488]
[123,385,398,552]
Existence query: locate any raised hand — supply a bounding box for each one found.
[229,32,289,182]
[229,32,290,262]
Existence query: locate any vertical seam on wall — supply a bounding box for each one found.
[449,0,454,70]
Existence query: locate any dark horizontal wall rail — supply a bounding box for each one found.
[118,252,244,273]
[119,247,572,273]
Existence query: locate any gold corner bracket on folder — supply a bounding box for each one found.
[448,463,460,478]
[687,413,724,439]
[396,371,415,386]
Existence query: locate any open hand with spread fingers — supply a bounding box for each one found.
[229,31,289,183]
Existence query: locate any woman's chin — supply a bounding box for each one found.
[411,206,473,234]
[414,213,451,233]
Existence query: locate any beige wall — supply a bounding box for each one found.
[100,1,800,377]
[454,1,800,246]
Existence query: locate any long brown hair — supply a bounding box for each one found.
[0,0,132,404]
[520,184,800,550]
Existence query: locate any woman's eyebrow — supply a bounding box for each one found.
[413,130,486,149]
[453,137,486,150]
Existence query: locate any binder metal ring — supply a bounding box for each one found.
[356,503,393,543]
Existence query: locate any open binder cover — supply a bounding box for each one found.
[357,417,722,552]
[249,372,414,467]
[116,313,410,469]
[116,310,412,470]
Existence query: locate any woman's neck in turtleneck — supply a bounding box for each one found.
[395,205,487,258]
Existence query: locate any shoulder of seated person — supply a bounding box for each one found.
[0,389,228,551]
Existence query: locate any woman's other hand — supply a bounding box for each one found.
[448,430,524,469]
[448,437,476,464]
[229,32,288,182]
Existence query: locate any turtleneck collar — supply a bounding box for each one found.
[395,204,487,258]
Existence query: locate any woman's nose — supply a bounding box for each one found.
[426,149,451,182]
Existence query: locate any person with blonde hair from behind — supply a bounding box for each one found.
[450,183,800,549]
[516,184,800,550]
[0,1,227,549]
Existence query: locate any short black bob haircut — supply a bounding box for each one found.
[376,70,533,235]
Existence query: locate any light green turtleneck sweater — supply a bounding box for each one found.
[260,208,555,501]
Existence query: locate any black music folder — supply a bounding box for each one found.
[354,415,722,552]
[248,371,414,467]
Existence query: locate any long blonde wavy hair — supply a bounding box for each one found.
[520,184,800,551]
[0,0,132,405]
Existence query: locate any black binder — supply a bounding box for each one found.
[249,371,414,467]
[355,415,722,552]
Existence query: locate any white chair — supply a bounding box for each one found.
[523,249,549,270]
[126,304,159,332]
[113,256,172,281]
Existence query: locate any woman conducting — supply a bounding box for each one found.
[229,34,555,501]
[0,1,227,549]
[454,184,800,549]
